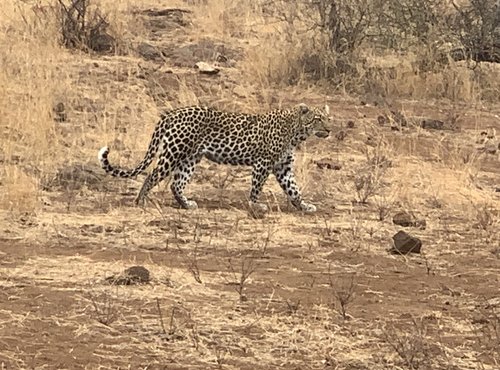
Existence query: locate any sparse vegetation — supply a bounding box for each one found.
[472,299,500,359]
[382,317,435,369]
[86,289,121,326]
[374,194,395,221]
[474,203,496,230]
[57,0,114,52]
[0,0,499,368]
[177,245,203,284]
[223,254,258,301]
[327,268,357,321]
[210,168,238,208]
[353,154,391,204]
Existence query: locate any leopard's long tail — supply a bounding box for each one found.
[98,127,162,178]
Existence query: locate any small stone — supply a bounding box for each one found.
[195,62,220,75]
[366,136,377,146]
[335,130,347,141]
[53,102,67,122]
[124,266,150,283]
[81,224,104,234]
[346,120,355,128]
[393,211,414,227]
[377,115,387,125]
[471,316,489,325]
[106,265,151,285]
[390,231,422,254]
[484,142,498,154]
[392,211,426,229]
[420,119,456,130]
[216,53,228,63]
[421,119,443,130]
[315,159,342,170]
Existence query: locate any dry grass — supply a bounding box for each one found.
[0,2,63,211]
[0,0,499,369]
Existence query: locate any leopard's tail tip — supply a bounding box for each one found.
[98,146,109,163]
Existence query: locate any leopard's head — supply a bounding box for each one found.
[295,103,331,140]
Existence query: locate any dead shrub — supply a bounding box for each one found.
[472,299,500,361]
[474,203,496,231]
[327,269,357,321]
[250,0,377,89]
[382,317,436,369]
[224,254,258,302]
[374,194,395,221]
[57,0,115,53]
[354,168,384,204]
[449,0,500,63]
[375,0,448,46]
[86,290,121,326]
[177,245,203,284]
[353,136,392,204]
[245,0,499,101]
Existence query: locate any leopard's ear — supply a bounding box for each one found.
[324,104,330,115]
[298,103,309,114]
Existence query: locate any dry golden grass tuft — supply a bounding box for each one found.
[0,0,156,212]
[0,165,39,212]
[0,1,65,212]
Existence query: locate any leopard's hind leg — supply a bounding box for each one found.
[170,155,201,209]
[135,156,171,205]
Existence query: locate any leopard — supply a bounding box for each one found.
[98,103,331,213]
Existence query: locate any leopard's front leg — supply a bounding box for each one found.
[273,154,316,213]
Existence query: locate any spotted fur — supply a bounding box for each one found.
[98,104,330,212]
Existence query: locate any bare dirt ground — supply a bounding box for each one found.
[1,2,499,369]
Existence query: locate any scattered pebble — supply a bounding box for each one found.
[392,211,426,229]
[195,62,220,75]
[315,159,342,170]
[390,230,422,254]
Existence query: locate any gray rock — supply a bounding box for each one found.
[137,42,163,61]
[390,231,422,254]
[89,33,115,53]
[420,119,455,130]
